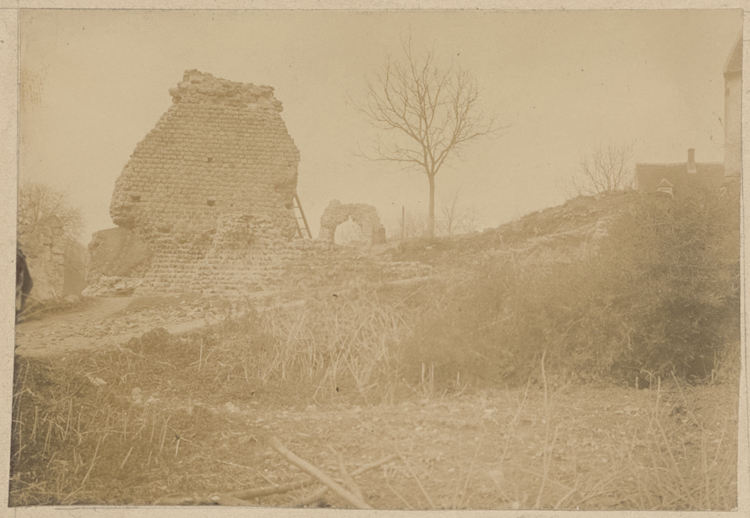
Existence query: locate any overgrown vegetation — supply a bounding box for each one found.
[403,187,740,387]
[9,286,430,505]
[10,336,738,507]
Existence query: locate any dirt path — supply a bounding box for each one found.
[15,297,137,357]
[13,292,300,358]
[13,277,427,359]
[14,296,238,358]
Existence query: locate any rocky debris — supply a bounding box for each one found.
[86,227,152,289]
[83,276,142,297]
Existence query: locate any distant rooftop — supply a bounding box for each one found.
[636,149,724,198]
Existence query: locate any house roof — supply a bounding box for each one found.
[657,178,674,187]
[635,163,724,176]
[636,162,724,194]
[724,35,742,76]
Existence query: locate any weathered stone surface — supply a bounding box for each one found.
[318,200,386,247]
[86,227,152,284]
[82,276,142,297]
[108,70,301,294]
[18,215,65,300]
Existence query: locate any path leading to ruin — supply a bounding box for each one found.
[14,270,436,359]
[15,297,146,357]
[14,296,238,358]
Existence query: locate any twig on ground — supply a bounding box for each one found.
[395,445,435,508]
[382,464,414,509]
[233,478,315,500]
[79,436,102,489]
[269,437,372,509]
[210,494,257,506]
[291,453,397,507]
[457,436,482,507]
[120,446,134,469]
[329,445,364,501]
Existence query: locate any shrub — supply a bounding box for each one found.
[400,186,740,386]
[599,186,740,379]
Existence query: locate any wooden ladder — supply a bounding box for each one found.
[293,192,312,239]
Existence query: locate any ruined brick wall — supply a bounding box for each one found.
[108,70,301,294]
[18,215,65,300]
[318,200,386,247]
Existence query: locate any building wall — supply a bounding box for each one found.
[724,37,742,180]
[18,216,65,301]
[636,162,724,198]
[108,70,302,294]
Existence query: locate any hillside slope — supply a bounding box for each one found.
[388,190,636,270]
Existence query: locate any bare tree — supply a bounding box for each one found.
[437,190,481,237]
[567,143,635,197]
[439,190,461,237]
[397,209,429,240]
[356,37,501,238]
[18,181,83,241]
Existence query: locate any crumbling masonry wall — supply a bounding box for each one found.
[18,215,65,300]
[318,200,386,247]
[109,70,301,294]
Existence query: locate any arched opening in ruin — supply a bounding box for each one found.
[334,216,365,247]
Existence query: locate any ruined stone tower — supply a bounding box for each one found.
[109,70,301,294]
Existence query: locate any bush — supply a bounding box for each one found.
[600,186,740,379]
[400,186,740,386]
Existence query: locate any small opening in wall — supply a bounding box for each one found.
[207,199,216,207]
[207,157,214,163]
[130,195,141,202]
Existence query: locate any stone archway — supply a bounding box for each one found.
[334,216,365,247]
[318,200,386,247]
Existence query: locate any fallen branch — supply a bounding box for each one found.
[395,446,435,508]
[292,453,397,507]
[330,445,364,501]
[154,493,255,506]
[269,437,372,509]
[232,478,317,500]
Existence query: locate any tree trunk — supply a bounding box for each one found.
[427,173,435,238]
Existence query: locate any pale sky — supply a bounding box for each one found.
[19,9,742,241]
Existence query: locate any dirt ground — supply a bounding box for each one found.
[15,295,247,357]
[11,296,739,509]
[137,383,736,510]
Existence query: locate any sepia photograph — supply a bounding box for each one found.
[6,5,745,512]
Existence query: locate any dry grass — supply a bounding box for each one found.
[10,284,739,508]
